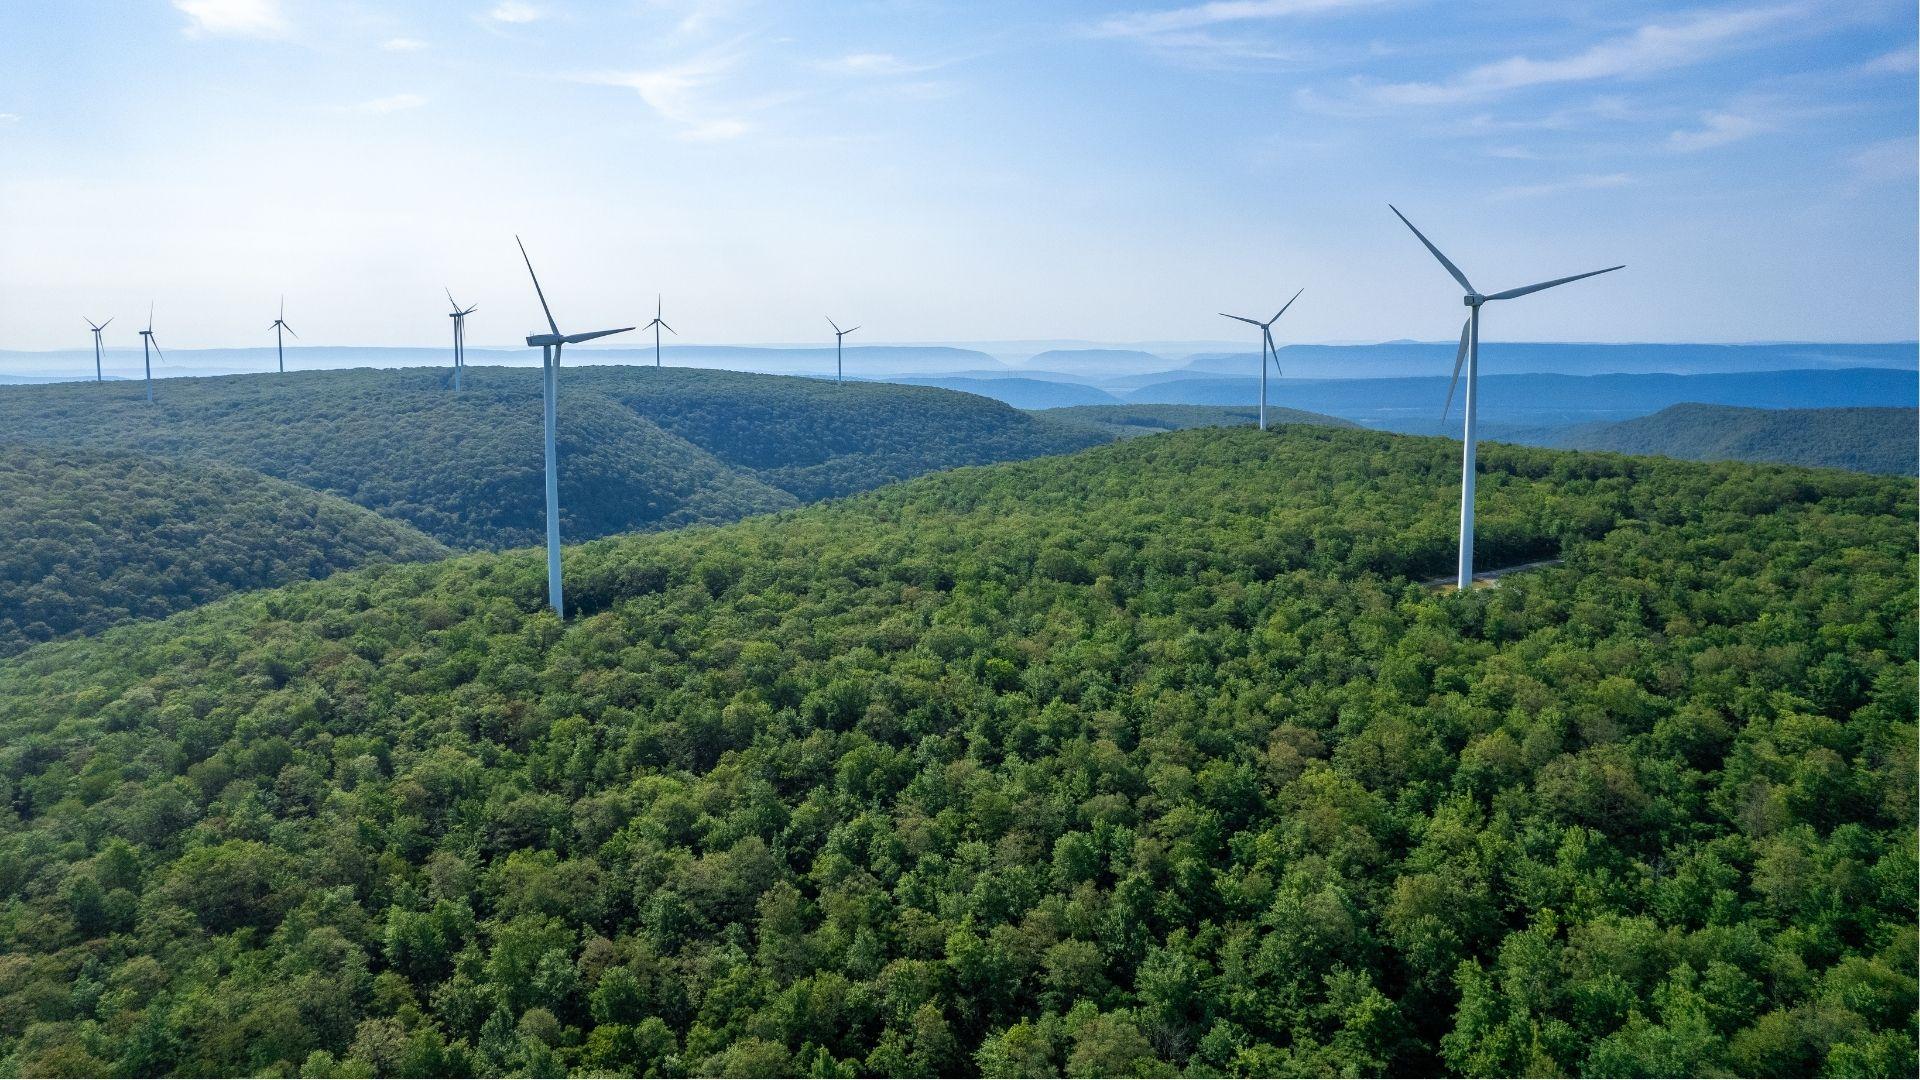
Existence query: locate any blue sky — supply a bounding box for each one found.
[0,0,1913,349]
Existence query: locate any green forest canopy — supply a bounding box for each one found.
[1549,404,1918,477]
[0,366,1106,549]
[0,426,1912,1076]
[0,444,447,657]
[1032,404,1356,440]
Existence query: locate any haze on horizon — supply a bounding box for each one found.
[0,0,1914,352]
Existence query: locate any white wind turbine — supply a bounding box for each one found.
[643,295,674,368]
[1220,288,1303,430]
[138,305,164,403]
[84,317,112,383]
[269,297,298,373]
[1390,204,1622,590]
[827,317,858,383]
[447,289,477,390]
[516,236,634,617]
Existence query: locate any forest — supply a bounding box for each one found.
[1550,404,1919,476]
[1033,405,1354,440]
[0,425,1911,1077]
[0,444,447,657]
[0,367,1105,549]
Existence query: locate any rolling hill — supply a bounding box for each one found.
[0,367,1106,548]
[0,427,1910,1077]
[1547,403,1917,475]
[1033,403,1357,438]
[0,444,448,656]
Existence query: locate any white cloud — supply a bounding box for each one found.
[358,93,427,114]
[827,52,930,76]
[1354,5,1801,107]
[1094,0,1380,38]
[1860,46,1917,74]
[1491,172,1633,200]
[1846,136,1917,185]
[172,0,289,39]
[487,1,544,25]
[381,37,428,52]
[592,56,752,140]
[1667,110,1769,151]
[0,113,18,124]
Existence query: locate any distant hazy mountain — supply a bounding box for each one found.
[1199,341,1920,381]
[1017,349,1173,376]
[890,376,1122,409]
[1032,403,1357,438]
[1128,367,1918,429]
[1547,404,1917,475]
[0,344,1006,380]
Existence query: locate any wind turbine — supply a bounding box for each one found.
[269,297,297,373]
[138,305,164,403]
[642,295,674,368]
[447,289,477,390]
[84,317,112,383]
[1390,204,1622,590]
[516,236,633,617]
[827,317,858,384]
[1219,288,1303,431]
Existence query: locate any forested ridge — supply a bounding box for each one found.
[1031,404,1355,440]
[0,445,448,657]
[0,427,1912,1077]
[0,367,1105,549]
[1550,404,1918,476]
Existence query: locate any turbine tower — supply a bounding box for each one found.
[827,317,859,384]
[642,295,674,368]
[84,317,112,383]
[447,289,477,390]
[269,297,297,374]
[515,236,634,617]
[137,305,164,403]
[1220,288,1303,431]
[1390,204,1622,590]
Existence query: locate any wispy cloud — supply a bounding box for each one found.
[825,52,935,77]
[1351,4,1801,107]
[172,0,289,39]
[1860,46,1917,74]
[1094,0,1380,38]
[591,54,753,140]
[487,1,545,25]
[1491,172,1633,200]
[1667,109,1770,151]
[381,37,428,52]
[1846,136,1917,186]
[0,113,18,124]
[358,93,427,114]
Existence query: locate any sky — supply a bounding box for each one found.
[0,0,1914,350]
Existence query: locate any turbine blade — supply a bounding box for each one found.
[827,316,841,333]
[1442,318,1469,420]
[1219,313,1262,327]
[661,321,676,335]
[280,295,285,320]
[1389,204,1475,294]
[1265,328,1281,376]
[1484,264,1625,301]
[845,326,859,335]
[147,302,154,331]
[102,317,112,330]
[515,235,562,337]
[656,294,662,318]
[446,287,461,313]
[562,326,634,344]
[151,339,166,364]
[284,325,299,339]
[1269,287,1304,324]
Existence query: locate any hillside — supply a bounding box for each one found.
[1034,403,1357,438]
[0,367,1104,548]
[0,427,1911,1077]
[0,444,447,656]
[1549,403,1917,475]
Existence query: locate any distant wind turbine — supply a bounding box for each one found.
[84,317,112,383]
[827,317,859,384]
[642,295,674,368]
[269,297,297,374]
[446,289,477,390]
[138,305,164,403]
[1390,204,1622,590]
[516,236,634,617]
[1220,288,1303,431]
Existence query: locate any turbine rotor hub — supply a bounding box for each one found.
[1463,293,1484,307]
